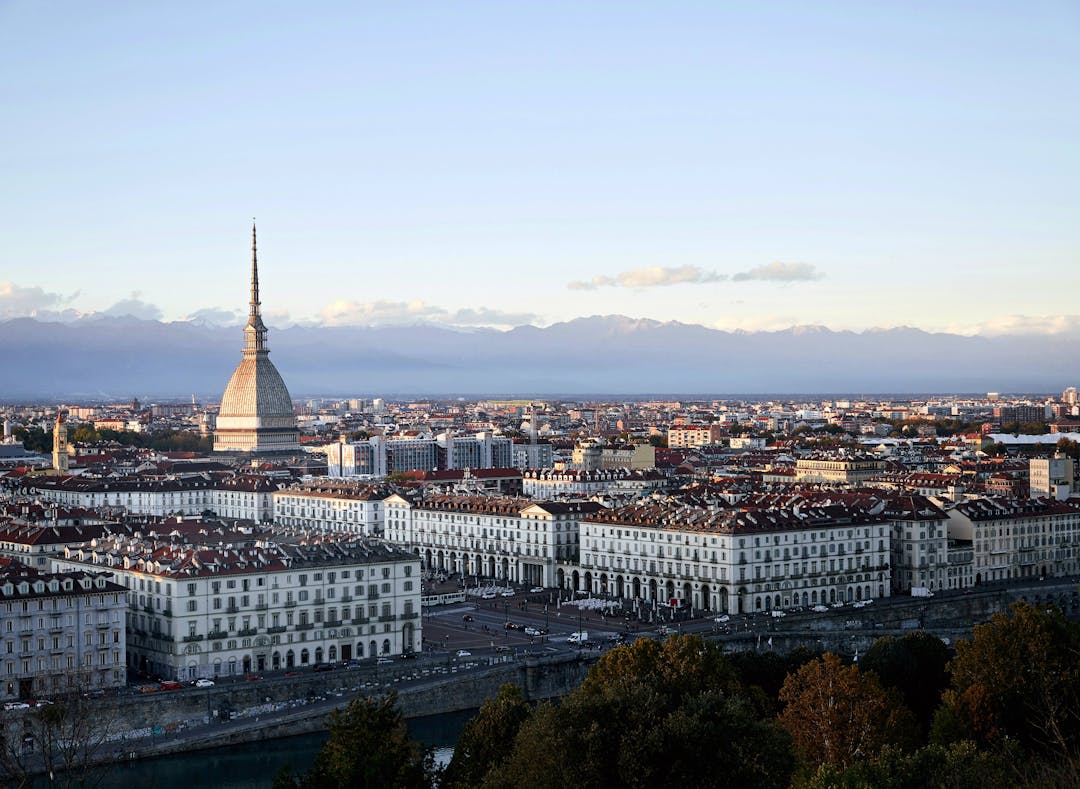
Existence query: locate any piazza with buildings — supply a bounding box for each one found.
[0,229,1079,701]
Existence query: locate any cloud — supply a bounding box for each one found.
[569,265,726,291]
[949,314,1080,338]
[0,281,79,319]
[184,307,242,326]
[318,299,539,329]
[731,262,824,282]
[102,291,163,321]
[568,261,824,290]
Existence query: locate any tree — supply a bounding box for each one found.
[860,631,951,736]
[486,636,794,789]
[778,653,917,769]
[797,741,1023,789]
[934,602,1080,758]
[441,684,532,789]
[0,671,122,789]
[274,693,434,789]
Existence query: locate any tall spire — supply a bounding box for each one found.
[250,220,260,318]
[244,220,268,354]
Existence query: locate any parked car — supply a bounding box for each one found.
[376,657,394,665]
[3,701,29,710]
[193,678,215,688]
[500,590,515,597]
[343,660,362,669]
[312,662,335,672]
[159,681,184,691]
[462,614,474,622]
[529,587,544,593]
[455,650,472,658]
[480,591,496,600]
[245,673,264,681]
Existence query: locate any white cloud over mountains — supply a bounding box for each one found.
[567,261,824,290]
[318,299,539,329]
[0,280,79,320]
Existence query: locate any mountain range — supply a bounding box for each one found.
[0,315,1071,400]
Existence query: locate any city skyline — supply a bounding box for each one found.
[2,2,1078,337]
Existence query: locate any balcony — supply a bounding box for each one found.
[351,617,368,625]
[401,612,419,620]
[226,605,239,614]
[295,622,314,631]
[283,600,297,608]
[182,634,204,643]
[377,614,396,623]
[237,627,257,637]
[324,619,342,628]
[267,625,286,634]
[255,603,268,611]
[207,630,227,640]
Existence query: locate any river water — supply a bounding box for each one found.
[86,709,476,789]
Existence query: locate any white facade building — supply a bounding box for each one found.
[54,533,422,680]
[945,497,1080,583]
[0,569,127,701]
[575,502,892,614]
[273,482,392,535]
[383,494,603,588]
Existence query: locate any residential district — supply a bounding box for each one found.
[0,233,1078,773]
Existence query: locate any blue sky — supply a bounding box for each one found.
[2,1,1077,335]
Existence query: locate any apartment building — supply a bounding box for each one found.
[383,494,603,588]
[0,566,127,701]
[881,495,949,593]
[794,453,887,485]
[945,497,1080,583]
[272,482,393,535]
[21,474,285,522]
[54,532,421,681]
[522,468,667,499]
[667,425,725,449]
[576,501,891,614]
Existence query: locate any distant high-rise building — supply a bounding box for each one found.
[1063,387,1078,406]
[1030,453,1075,500]
[213,224,301,454]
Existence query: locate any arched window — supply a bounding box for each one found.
[381,639,390,655]
[300,648,310,665]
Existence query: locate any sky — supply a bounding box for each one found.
[2,1,1078,336]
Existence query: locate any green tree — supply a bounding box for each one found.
[486,636,794,789]
[860,631,951,736]
[934,602,1080,758]
[779,653,917,770]
[796,741,1023,789]
[274,693,433,789]
[441,684,532,789]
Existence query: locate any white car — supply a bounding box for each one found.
[714,615,730,623]
[530,587,544,593]
[811,605,829,613]
[500,590,515,597]
[524,627,543,636]
[455,650,472,658]
[193,678,215,688]
[480,591,496,600]
[3,702,29,710]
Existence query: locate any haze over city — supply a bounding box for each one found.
[2,1,1078,342]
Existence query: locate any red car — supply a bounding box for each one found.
[246,673,264,682]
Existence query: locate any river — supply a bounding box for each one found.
[83,709,476,789]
